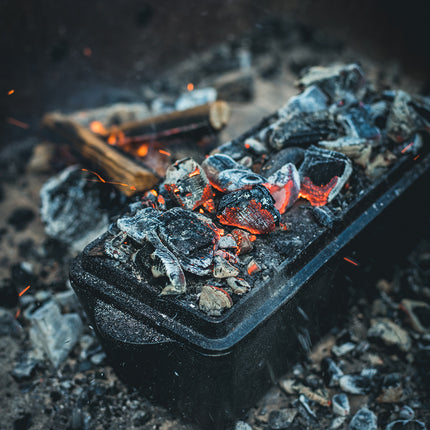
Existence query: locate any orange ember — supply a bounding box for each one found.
[90,121,108,135]
[19,285,31,297]
[8,89,15,95]
[401,142,414,154]
[6,117,29,129]
[15,309,21,319]
[247,262,260,275]
[157,195,166,205]
[194,184,215,212]
[188,166,200,178]
[159,149,171,156]
[136,144,149,157]
[187,83,194,91]
[343,257,358,266]
[149,189,158,197]
[263,181,295,214]
[299,176,339,206]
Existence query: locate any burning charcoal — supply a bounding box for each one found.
[400,299,430,334]
[319,137,372,168]
[337,106,381,143]
[243,137,268,155]
[163,158,214,211]
[299,146,352,206]
[226,277,250,295]
[213,254,239,278]
[218,234,237,250]
[263,163,300,213]
[40,166,110,252]
[202,153,246,188]
[199,285,233,316]
[298,63,366,103]
[264,111,338,151]
[217,185,281,234]
[367,318,411,352]
[386,420,426,430]
[216,169,266,193]
[28,300,82,368]
[386,91,430,142]
[261,147,305,177]
[348,407,377,430]
[247,259,261,275]
[279,85,329,117]
[365,150,397,179]
[158,208,220,276]
[231,229,256,254]
[332,393,350,416]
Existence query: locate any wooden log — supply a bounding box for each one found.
[110,100,230,136]
[42,113,159,197]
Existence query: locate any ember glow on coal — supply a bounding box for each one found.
[100,63,430,316]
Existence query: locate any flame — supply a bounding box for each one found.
[90,121,108,135]
[6,117,29,129]
[299,176,338,206]
[187,83,194,91]
[8,89,15,95]
[159,149,171,156]
[19,285,31,297]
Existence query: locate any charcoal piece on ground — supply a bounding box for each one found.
[348,407,377,430]
[319,137,372,168]
[386,91,430,142]
[163,158,214,211]
[299,146,352,206]
[231,229,255,254]
[365,150,397,179]
[278,85,328,117]
[264,110,338,151]
[28,300,82,368]
[40,166,110,252]
[158,208,220,275]
[337,106,381,143]
[199,285,232,316]
[7,207,35,231]
[298,63,366,102]
[263,163,300,213]
[321,357,344,387]
[339,373,372,395]
[261,146,305,177]
[217,185,281,234]
[367,318,411,352]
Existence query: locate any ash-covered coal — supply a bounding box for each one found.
[94,63,430,317]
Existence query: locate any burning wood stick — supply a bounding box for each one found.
[110,101,230,136]
[42,113,159,197]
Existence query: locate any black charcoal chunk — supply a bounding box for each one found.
[202,153,246,186]
[348,408,377,430]
[279,85,328,117]
[261,147,306,177]
[337,106,381,142]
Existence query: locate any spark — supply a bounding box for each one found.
[15,309,21,319]
[159,149,171,156]
[19,285,31,297]
[8,89,15,95]
[187,83,194,91]
[6,117,29,129]
[81,168,132,189]
[343,257,358,266]
[414,154,420,161]
[401,142,414,154]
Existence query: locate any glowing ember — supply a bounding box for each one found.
[247,261,260,275]
[8,89,15,95]
[188,166,200,177]
[299,176,339,206]
[159,149,171,156]
[15,309,21,319]
[157,195,166,205]
[19,285,31,297]
[149,189,158,196]
[90,121,108,135]
[136,145,149,157]
[187,83,194,91]
[6,117,29,129]
[343,257,359,266]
